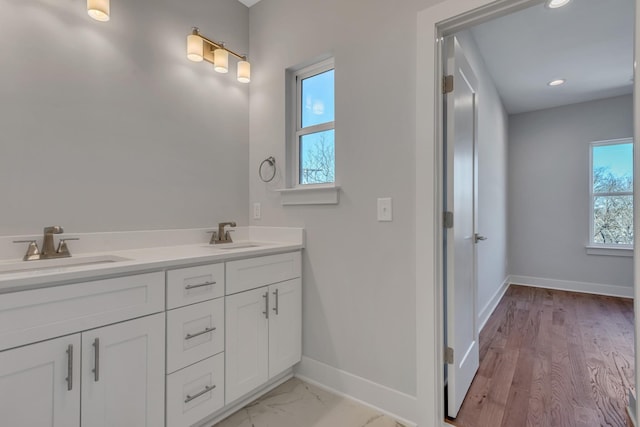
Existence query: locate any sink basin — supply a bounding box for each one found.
[0,255,131,274]
[210,242,263,251]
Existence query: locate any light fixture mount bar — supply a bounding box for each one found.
[192,28,247,62]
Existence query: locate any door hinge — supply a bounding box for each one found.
[443,75,454,94]
[443,211,454,229]
[445,347,454,364]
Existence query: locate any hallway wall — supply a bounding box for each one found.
[508,94,634,296]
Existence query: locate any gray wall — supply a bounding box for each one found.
[508,95,634,288]
[0,0,249,235]
[248,0,445,396]
[456,32,509,324]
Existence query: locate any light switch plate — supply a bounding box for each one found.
[377,198,392,221]
[253,202,261,220]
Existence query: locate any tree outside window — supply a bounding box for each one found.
[294,62,335,186]
[591,140,633,246]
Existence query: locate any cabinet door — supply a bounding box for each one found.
[0,334,81,427]
[268,278,302,377]
[225,287,269,404]
[81,313,165,427]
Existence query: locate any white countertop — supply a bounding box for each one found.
[0,227,304,294]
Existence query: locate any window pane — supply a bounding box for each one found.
[593,143,633,193]
[301,69,334,128]
[593,195,633,244]
[299,130,335,184]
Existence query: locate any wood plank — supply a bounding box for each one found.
[449,285,634,427]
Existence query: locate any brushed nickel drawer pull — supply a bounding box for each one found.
[185,281,216,290]
[272,289,279,315]
[66,344,73,391]
[263,292,269,319]
[185,384,216,403]
[92,338,100,382]
[185,327,216,340]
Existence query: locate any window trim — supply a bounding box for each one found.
[588,137,634,251]
[291,58,335,188]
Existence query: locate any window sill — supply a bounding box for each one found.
[276,185,340,206]
[585,245,633,257]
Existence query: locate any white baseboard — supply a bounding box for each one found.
[510,275,634,299]
[478,276,510,332]
[294,356,417,427]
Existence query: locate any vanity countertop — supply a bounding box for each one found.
[0,227,304,294]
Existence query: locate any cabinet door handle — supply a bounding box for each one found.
[185,327,216,340]
[92,338,100,382]
[66,344,73,391]
[262,292,269,319]
[185,281,216,290]
[272,289,279,315]
[184,384,216,403]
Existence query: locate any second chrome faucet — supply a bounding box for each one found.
[209,221,237,244]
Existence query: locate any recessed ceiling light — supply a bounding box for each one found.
[545,0,571,8]
[548,79,566,87]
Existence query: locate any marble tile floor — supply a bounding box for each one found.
[213,378,406,427]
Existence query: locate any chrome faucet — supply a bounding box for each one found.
[209,221,237,244]
[13,226,78,261]
[41,226,64,258]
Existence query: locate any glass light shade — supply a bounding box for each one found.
[214,48,229,73]
[187,34,204,62]
[87,0,110,22]
[548,79,566,86]
[237,61,251,83]
[545,0,570,8]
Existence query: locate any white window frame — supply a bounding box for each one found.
[587,137,634,255]
[292,58,335,188]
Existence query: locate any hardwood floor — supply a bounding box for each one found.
[447,285,635,427]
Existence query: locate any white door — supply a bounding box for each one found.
[445,35,480,419]
[0,334,81,427]
[225,286,269,404]
[268,278,302,377]
[81,313,165,427]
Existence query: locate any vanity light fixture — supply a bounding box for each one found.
[186,28,250,83]
[87,0,110,22]
[545,0,571,9]
[548,78,566,86]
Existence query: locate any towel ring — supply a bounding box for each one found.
[258,156,276,182]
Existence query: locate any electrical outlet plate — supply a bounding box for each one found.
[253,202,261,220]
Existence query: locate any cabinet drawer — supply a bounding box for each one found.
[166,353,224,427]
[0,272,164,352]
[167,263,224,309]
[226,251,301,295]
[167,298,224,374]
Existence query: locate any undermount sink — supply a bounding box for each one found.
[0,255,132,274]
[209,242,263,250]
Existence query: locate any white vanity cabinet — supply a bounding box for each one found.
[0,313,165,427]
[0,334,81,427]
[0,243,303,427]
[0,273,166,427]
[225,252,302,404]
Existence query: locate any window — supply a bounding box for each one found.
[293,59,335,186]
[590,139,634,247]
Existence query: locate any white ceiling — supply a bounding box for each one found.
[469,0,634,114]
[238,0,261,7]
